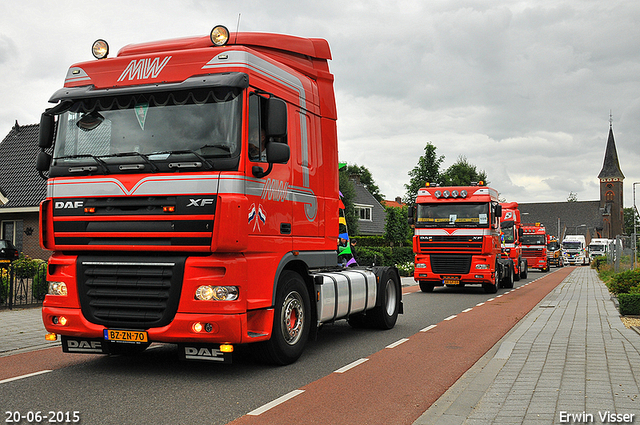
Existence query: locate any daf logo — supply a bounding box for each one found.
[55,201,84,209]
[187,198,214,207]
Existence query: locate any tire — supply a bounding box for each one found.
[521,261,528,279]
[256,270,310,365]
[484,262,500,294]
[366,267,401,329]
[503,264,515,289]
[419,281,435,293]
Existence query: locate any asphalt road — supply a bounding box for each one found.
[0,268,569,425]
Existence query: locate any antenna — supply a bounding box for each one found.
[235,13,241,43]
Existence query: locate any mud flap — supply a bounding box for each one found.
[179,344,232,363]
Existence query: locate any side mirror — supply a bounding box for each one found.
[494,204,502,219]
[266,142,290,164]
[266,98,287,138]
[36,151,52,172]
[407,205,415,225]
[38,113,55,149]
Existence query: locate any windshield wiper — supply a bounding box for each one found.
[57,154,110,174]
[155,149,214,169]
[113,152,159,172]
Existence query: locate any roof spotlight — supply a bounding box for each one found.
[92,39,109,59]
[210,25,230,46]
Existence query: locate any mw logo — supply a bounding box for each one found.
[117,56,172,82]
[55,201,83,209]
[187,198,214,207]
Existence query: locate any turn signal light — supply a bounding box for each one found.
[220,344,234,353]
[45,333,58,341]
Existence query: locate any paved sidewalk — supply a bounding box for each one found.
[0,306,59,356]
[414,267,640,425]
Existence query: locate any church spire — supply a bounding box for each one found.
[598,114,624,180]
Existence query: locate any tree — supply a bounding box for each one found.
[404,143,444,204]
[344,164,384,202]
[624,207,639,235]
[440,155,488,187]
[384,205,412,246]
[338,169,359,235]
[567,192,578,202]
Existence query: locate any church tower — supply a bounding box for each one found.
[598,118,624,238]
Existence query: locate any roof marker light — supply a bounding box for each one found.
[92,39,109,59]
[210,25,230,46]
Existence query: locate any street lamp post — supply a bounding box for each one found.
[634,182,639,269]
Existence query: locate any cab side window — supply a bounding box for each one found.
[248,93,266,162]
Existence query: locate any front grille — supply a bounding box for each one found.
[77,255,185,329]
[430,254,472,274]
[523,248,544,259]
[419,235,483,254]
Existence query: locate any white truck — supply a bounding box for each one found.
[589,238,613,260]
[562,235,588,265]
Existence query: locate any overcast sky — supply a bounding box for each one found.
[1,0,639,207]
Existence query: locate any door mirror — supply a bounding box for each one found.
[38,113,55,149]
[266,98,287,138]
[36,151,52,172]
[266,141,290,164]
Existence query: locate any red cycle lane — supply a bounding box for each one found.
[229,267,574,425]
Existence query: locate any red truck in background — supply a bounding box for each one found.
[409,183,514,293]
[499,202,528,280]
[35,26,402,365]
[522,223,549,272]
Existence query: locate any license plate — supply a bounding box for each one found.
[103,329,148,343]
[443,279,460,285]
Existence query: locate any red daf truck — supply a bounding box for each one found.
[522,223,549,272]
[409,183,514,293]
[499,202,528,280]
[36,26,402,365]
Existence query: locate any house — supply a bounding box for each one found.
[351,178,386,236]
[0,122,50,261]
[381,197,406,209]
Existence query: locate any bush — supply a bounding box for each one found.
[396,262,415,277]
[618,293,640,315]
[606,269,640,295]
[591,256,607,271]
[355,246,414,268]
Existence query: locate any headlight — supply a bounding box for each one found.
[415,263,426,269]
[195,285,239,301]
[475,264,490,270]
[49,281,67,296]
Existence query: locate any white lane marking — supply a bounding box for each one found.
[461,308,473,313]
[0,370,52,385]
[420,325,437,333]
[386,338,409,349]
[247,390,305,416]
[334,358,369,373]
[476,302,485,306]
[444,315,457,321]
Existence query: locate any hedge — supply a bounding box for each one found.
[618,293,640,315]
[605,269,640,295]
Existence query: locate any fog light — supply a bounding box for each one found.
[49,281,67,296]
[52,316,68,326]
[192,322,203,333]
[220,344,233,353]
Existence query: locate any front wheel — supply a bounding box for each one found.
[256,270,310,365]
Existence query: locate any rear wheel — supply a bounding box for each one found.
[255,270,310,365]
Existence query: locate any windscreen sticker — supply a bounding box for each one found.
[135,103,149,130]
[449,214,457,224]
[479,214,488,224]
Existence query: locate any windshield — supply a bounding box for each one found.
[589,244,605,251]
[416,203,490,228]
[501,222,515,243]
[563,241,582,250]
[522,235,545,245]
[51,87,242,175]
[547,241,560,251]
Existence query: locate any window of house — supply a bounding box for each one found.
[355,204,372,221]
